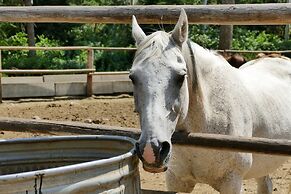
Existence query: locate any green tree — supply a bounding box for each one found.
[0,0,289,72]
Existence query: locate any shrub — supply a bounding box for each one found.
[2,33,86,71]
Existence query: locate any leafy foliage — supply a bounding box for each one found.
[2,34,86,70]
[189,25,220,49]
[0,0,290,71]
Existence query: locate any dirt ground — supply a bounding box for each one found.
[0,96,290,194]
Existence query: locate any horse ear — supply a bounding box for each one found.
[171,9,188,47]
[132,15,146,46]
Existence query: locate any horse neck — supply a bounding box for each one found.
[181,41,236,133]
[188,42,227,76]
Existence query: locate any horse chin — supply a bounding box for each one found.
[142,164,168,173]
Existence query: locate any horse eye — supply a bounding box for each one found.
[177,56,183,63]
[129,74,136,84]
[176,73,186,85]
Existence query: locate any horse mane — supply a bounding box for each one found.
[190,42,230,66]
[182,40,197,88]
[182,40,244,92]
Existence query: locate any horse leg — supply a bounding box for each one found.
[217,172,243,194]
[165,168,196,193]
[256,175,272,194]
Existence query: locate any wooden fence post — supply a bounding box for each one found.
[0,50,2,103]
[86,49,94,97]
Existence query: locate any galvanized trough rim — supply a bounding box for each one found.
[0,135,137,181]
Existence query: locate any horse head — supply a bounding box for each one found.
[130,9,190,173]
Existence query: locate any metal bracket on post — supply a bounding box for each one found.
[0,50,2,103]
[86,49,94,97]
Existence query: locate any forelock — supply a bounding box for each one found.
[134,31,172,63]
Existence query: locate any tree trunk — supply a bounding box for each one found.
[218,0,235,50]
[23,0,35,57]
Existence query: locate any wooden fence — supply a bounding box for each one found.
[0,3,290,100]
[0,4,291,25]
[0,4,290,161]
[0,46,291,103]
[0,117,290,156]
[0,47,98,102]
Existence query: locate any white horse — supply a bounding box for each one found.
[130,9,291,194]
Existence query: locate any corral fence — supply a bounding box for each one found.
[0,4,291,25]
[0,46,291,102]
[2,117,290,193]
[0,117,290,156]
[0,46,136,102]
[0,5,290,190]
[0,4,290,102]
[0,47,95,102]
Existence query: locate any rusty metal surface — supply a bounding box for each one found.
[0,135,140,194]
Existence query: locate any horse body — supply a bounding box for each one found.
[239,58,291,179]
[240,58,291,140]
[167,42,291,192]
[131,10,291,193]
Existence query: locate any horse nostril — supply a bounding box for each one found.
[136,140,171,165]
[159,141,171,161]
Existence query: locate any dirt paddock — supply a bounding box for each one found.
[0,96,290,193]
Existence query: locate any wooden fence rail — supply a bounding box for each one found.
[172,132,291,156]
[0,47,97,102]
[0,46,290,102]
[217,49,291,54]
[0,4,291,25]
[0,46,137,51]
[0,117,290,156]
[1,46,291,54]
[0,46,137,102]
[0,69,95,75]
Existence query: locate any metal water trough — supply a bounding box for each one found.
[0,135,140,194]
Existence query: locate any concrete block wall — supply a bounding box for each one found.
[1,73,133,99]
[113,81,133,93]
[55,82,87,96]
[2,83,55,98]
[42,74,130,83]
[93,74,129,82]
[2,76,44,84]
[93,81,114,94]
[43,74,87,83]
